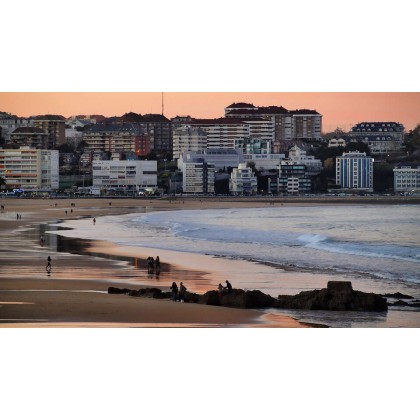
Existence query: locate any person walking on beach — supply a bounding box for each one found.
[218,283,224,297]
[147,257,154,274]
[179,282,187,302]
[46,256,52,272]
[225,280,232,294]
[170,282,178,301]
[93,217,96,225]
[40,235,45,246]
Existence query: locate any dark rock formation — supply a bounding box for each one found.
[108,281,388,313]
[275,281,388,312]
[391,300,410,307]
[382,292,414,299]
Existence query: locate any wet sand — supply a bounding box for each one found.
[0,197,309,327]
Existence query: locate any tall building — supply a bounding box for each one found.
[92,160,157,193]
[173,126,207,159]
[182,159,215,194]
[336,151,374,191]
[230,163,258,195]
[348,122,404,154]
[32,115,66,149]
[286,145,323,175]
[393,163,420,193]
[0,146,59,190]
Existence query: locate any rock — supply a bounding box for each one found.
[382,292,414,299]
[138,288,165,299]
[275,281,388,312]
[108,287,131,294]
[218,289,275,309]
[199,290,221,306]
[392,300,410,306]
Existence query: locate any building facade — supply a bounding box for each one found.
[285,145,323,175]
[178,149,243,171]
[32,115,66,149]
[276,163,312,195]
[92,160,157,193]
[348,122,404,154]
[182,159,215,194]
[230,163,258,195]
[393,163,420,193]
[173,126,207,159]
[0,116,33,142]
[0,147,59,190]
[336,151,374,191]
[9,127,49,149]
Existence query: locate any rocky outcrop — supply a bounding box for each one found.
[108,281,389,312]
[382,292,414,299]
[274,281,388,312]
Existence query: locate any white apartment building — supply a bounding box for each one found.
[230,163,258,195]
[328,138,346,148]
[182,160,215,194]
[172,126,207,159]
[336,151,374,191]
[0,147,59,190]
[178,149,244,171]
[393,163,420,193]
[92,160,157,193]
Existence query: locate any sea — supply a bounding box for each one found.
[56,204,420,327]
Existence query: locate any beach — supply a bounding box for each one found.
[1,196,420,328]
[0,197,312,327]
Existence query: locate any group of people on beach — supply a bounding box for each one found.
[147,256,160,274]
[170,281,187,302]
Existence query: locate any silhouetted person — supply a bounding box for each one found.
[46,256,52,272]
[170,282,178,301]
[225,280,232,294]
[179,282,187,302]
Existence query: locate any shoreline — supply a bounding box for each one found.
[0,198,311,327]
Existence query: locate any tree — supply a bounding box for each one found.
[404,124,420,157]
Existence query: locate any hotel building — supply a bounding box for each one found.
[336,151,374,191]
[348,122,404,154]
[0,146,59,190]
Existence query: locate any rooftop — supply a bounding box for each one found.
[11,127,47,134]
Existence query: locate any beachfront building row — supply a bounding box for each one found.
[92,160,157,195]
[336,151,374,191]
[0,146,59,190]
[393,163,420,193]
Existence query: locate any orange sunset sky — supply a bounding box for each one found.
[1,92,419,132]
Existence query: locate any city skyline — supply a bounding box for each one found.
[1,92,420,132]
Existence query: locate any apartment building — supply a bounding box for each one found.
[173,126,207,160]
[286,145,323,175]
[348,122,404,154]
[10,127,49,149]
[276,163,312,195]
[0,146,59,190]
[225,103,322,151]
[182,159,215,194]
[32,115,66,149]
[92,159,157,193]
[83,123,151,156]
[393,163,420,193]
[336,151,374,191]
[230,163,258,195]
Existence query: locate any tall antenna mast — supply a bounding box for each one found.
[161,92,164,116]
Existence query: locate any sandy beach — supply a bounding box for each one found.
[1,195,420,328]
[0,197,315,328]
